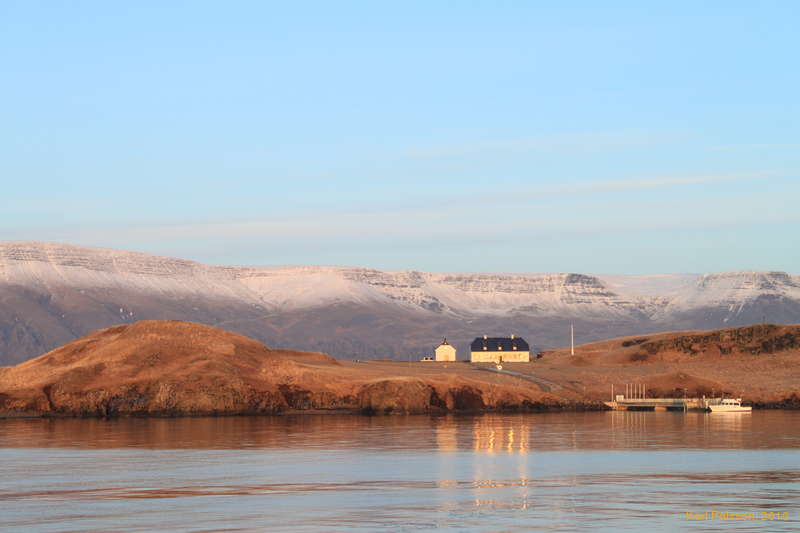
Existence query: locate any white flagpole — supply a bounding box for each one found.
[570,323,575,356]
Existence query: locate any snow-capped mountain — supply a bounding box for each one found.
[0,242,797,365]
[652,270,800,328]
[237,268,653,317]
[0,242,652,318]
[662,271,800,312]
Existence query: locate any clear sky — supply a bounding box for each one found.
[1,1,798,273]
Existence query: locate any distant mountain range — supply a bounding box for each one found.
[1,241,798,365]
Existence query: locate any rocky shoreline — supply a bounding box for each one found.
[0,377,611,419]
[0,402,613,419]
[5,398,800,420]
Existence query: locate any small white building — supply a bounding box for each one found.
[434,339,457,361]
[470,334,530,363]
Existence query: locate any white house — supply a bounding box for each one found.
[470,334,530,363]
[434,339,457,361]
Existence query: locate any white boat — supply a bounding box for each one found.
[708,398,752,413]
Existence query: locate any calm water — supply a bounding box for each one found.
[1,412,799,532]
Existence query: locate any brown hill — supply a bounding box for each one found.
[0,321,575,417]
[530,324,800,406]
[0,321,340,416]
[3,321,796,417]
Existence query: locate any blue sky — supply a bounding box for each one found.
[1,1,798,273]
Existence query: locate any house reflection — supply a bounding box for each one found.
[470,415,530,453]
[434,417,459,451]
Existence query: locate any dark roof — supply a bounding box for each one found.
[470,336,529,352]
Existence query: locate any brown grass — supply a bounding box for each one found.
[530,324,800,403]
[0,321,574,417]
[2,321,798,416]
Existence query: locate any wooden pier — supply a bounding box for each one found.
[604,397,707,411]
[605,384,709,411]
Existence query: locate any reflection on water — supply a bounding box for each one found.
[0,412,799,532]
[0,411,798,450]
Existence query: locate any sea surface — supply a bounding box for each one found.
[1,411,799,532]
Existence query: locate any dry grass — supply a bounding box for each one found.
[0,321,572,416]
[527,324,800,403]
[2,321,797,416]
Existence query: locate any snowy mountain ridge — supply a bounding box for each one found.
[1,242,797,320]
[656,270,800,319]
